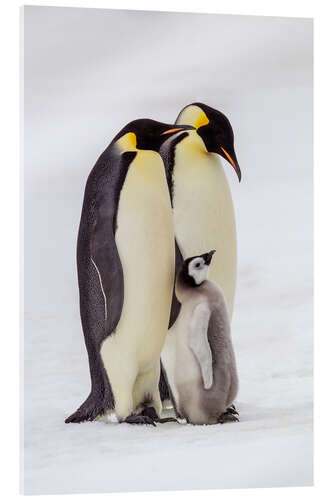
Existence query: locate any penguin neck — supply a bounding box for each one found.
[177,130,208,155]
[175,272,207,303]
[114,132,138,153]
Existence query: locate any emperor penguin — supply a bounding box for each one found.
[65,119,193,426]
[160,102,241,321]
[161,251,239,425]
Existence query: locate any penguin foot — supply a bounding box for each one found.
[158,417,179,423]
[218,408,239,424]
[124,414,156,426]
[140,406,178,424]
[140,406,160,422]
[226,404,239,416]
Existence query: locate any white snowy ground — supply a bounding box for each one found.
[23,7,313,495]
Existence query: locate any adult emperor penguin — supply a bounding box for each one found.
[65,119,193,426]
[161,251,239,425]
[160,102,241,321]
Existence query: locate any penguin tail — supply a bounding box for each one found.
[65,393,107,423]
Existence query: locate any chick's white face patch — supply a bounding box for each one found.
[188,257,209,285]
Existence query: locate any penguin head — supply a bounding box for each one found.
[113,119,194,153]
[181,250,216,287]
[175,103,241,182]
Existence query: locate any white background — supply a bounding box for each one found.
[2,1,333,500]
[22,4,314,496]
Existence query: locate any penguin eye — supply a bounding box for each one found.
[195,263,200,268]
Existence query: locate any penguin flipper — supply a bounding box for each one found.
[89,152,135,334]
[189,303,213,390]
[160,240,184,403]
[168,239,184,328]
[90,220,124,335]
[159,132,188,403]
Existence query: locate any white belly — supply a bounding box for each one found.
[101,151,175,374]
[162,305,201,409]
[173,135,237,317]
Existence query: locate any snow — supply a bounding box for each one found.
[22,6,313,495]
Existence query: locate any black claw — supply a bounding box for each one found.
[219,413,239,424]
[226,406,239,416]
[124,414,156,426]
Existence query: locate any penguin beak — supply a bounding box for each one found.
[204,250,216,265]
[161,125,194,135]
[221,147,242,182]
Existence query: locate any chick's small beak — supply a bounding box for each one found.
[221,147,242,182]
[204,250,216,265]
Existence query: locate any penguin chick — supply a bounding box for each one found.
[161,250,239,425]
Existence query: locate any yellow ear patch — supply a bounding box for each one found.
[176,105,210,129]
[116,132,137,152]
[194,111,209,129]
